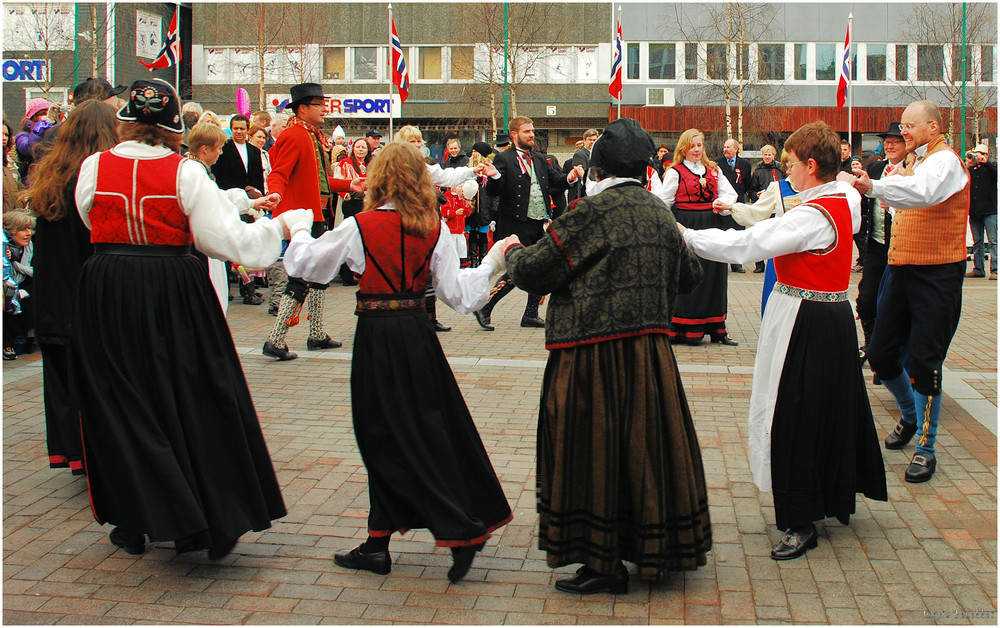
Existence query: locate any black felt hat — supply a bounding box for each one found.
[494,133,511,146]
[289,83,325,107]
[876,122,904,139]
[590,117,655,177]
[471,141,494,158]
[73,77,126,103]
[116,78,183,134]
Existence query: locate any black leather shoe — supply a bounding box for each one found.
[884,419,917,450]
[731,265,746,273]
[334,544,391,575]
[3,346,16,361]
[447,542,484,583]
[307,335,342,350]
[473,310,494,331]
[263,341,298,361]
[753,264,766,273]
[520,315,545,328]
[208,538,238,560]
[243,293,264,305]
[434,320,452,332]
[267,305,278,316]
[905,452,936,483]
[554,562,629,595]
[770,524,818,560]
[109,527,145,555]
[711,335,739,346]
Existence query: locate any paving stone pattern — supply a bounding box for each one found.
[4,267,996,625]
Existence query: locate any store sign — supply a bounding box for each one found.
[268,93,403,118]
[2,59,49,82]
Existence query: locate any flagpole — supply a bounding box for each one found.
[847,12,853,150]
[174,2,180,94]
[388,3,394,139]
[616,5,621,120]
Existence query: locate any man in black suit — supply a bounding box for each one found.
[474,116,583,330]
[853,122,904,361]
[718,138,753,272]
[566,128,598,203]
[211,114,266,195]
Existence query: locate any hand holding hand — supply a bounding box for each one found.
[849,168,873,194]
[254,193,280,212]
[567,164,585,183]
[482,236,518,276]
[349,177,366,194]
[475,162,499,178]
[712,199,733,214]
[278,208,313,239]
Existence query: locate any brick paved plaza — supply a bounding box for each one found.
[3,267,997,625]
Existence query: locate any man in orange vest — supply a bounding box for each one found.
[845,100,970,484]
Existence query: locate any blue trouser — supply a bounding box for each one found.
[969,213,997,275]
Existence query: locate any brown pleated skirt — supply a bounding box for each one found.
[537,333,712,580]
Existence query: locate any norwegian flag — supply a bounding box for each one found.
[836,22,850,109]
[390,18,409,104]
[608,14,623,100]
[139,8,180,71]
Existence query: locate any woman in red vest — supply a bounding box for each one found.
[680,121,887,561]
[660,128,739,346]
[283,142,516,583]
[72,78,312,559]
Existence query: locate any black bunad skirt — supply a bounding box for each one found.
[72,246,286,550]
[351,293,512,547]
[670,208,728,340]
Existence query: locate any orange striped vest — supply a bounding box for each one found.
[887,135,969,266]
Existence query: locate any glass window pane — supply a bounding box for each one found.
[649,43,675,80]
[867,44,886,81]
[917,45,943,81]
[816,43,836,80]
[685,43,698,79]
[451,46,473,80]
[758,44,784,80]
[323,47,345,80]
[648,88,664,105]
[896,45,908,80]
[707,43,727,80]
[794,44,807,80]
[354,47,378,80]
[737,44,749,80]
[627,43,639,80]
[983,46,994,82]
[419,47,442,80]
[850,44,857,80]
[952,45,973,82]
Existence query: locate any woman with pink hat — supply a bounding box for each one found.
[13,97,56,185]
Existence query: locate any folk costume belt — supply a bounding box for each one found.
[95,244,192,257]
[356,292,424,315]
[774,282,848,302]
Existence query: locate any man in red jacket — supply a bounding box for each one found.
[263,83,363,360]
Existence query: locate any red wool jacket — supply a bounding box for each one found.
[267,124,353,221]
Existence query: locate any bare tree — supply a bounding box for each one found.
[900,2,997,144]
[4,3,76,98]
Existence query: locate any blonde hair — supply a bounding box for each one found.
[197,111,222,127]
[393,125,422,144]
[671,128,718,171]
[4,210,36,233]
[362,142,438,237]
[761,144,776,156]
[186,122,228,154]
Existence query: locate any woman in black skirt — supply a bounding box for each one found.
[283,141,513,583]
[72,79,310,559]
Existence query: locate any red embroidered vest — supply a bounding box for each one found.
[672,163,718,211]
[89,150,191,246]
[355,210,440,295]
[773,194,853,293]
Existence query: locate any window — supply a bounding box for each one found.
[736,44,750,80]
[896,45,908,80]
[816,43,836,80]
[419,47,441,80]
[648,87,665,105]
[707,43,727,80]
[867,44,886,81]
[794,44,807,80]
[952,45,973,82]
[918,45,943,81]
[983,46,994,82]
[648,43,675,80]
[627,42,639,79]
[323,47,345,80]
[850,44,857,80]
[451,46,474,80]
[758,44,784,80]
[354,47,378,80]
[684,43,698,79]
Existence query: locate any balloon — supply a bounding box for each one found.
[236,88,251,116]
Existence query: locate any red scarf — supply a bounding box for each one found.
[288,115,332,154]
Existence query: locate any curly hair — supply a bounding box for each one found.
[4,210,36,233]
[24,100,118,222]
[362,142,438,237]
[671,129,718,172]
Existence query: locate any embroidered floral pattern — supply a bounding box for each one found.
[774,282,848,302]
[355,295,424,313]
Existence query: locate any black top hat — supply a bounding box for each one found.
[495,133,511,146]
[590,117,655,178]
[471,141,494,158]
[73,77,126,103]
[365,129,382,138]
[289,83,326,106]
[117,78,183,134]
[876,122,904,139]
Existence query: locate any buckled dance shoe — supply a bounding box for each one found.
[334,544,392,575]
[905,452,936,483]
[770,523,818,560]
[554,562,629,595]
[884,419,917,450]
